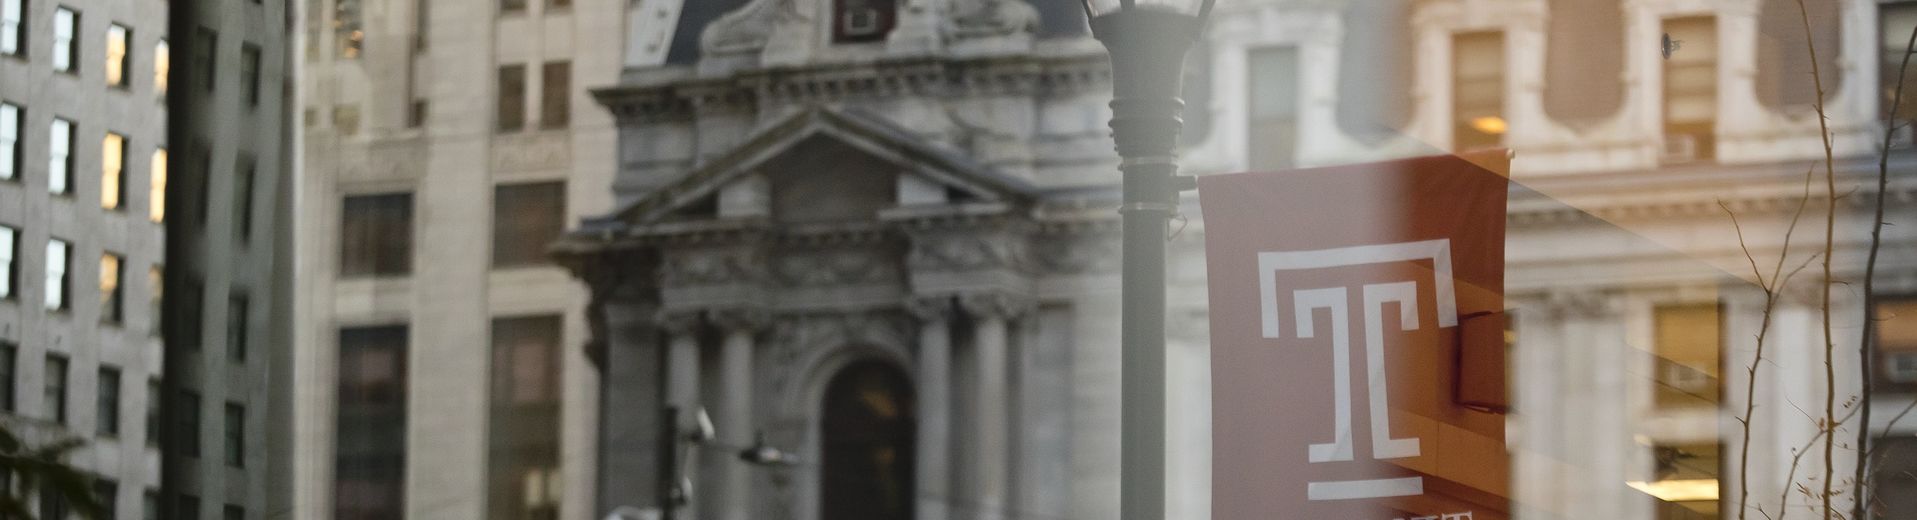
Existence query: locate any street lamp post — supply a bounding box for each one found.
[1080,1,1214,520]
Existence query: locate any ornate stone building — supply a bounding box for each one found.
[565,1,1132,520]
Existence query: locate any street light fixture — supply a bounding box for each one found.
[1080,1,1215,520]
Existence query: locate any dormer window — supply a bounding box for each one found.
[833,0,896,43]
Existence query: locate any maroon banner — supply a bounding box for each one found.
[1200,152,1511,520]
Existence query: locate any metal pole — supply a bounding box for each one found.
[1089,10,1201,520]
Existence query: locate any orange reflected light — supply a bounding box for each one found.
[1471,116,1508,135]
[1627,479,1719,502]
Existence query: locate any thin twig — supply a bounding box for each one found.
[1788,1,1840,517]
[1854,20,1917,520]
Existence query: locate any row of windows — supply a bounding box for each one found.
[0,227,162,332]
[0,344,162,447]
[0,103,168,221]
[0,0,171,96]
[339,182,564,277]
[496,61,570,133]
[25,480,243,520]
[337,317,562,519]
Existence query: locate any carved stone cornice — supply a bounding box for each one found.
[597,53,1111,123]
[1538,288,1623,320]
[959,292,1036,321]
[658,244,769,288]
[709,306,773,333]
[903,296,955,322]
[654,309,704,336]
[772,246,902,287]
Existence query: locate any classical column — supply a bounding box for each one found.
[960,293,1031,520]
[709,306,769,520]
[654,309,703,520]
[908,296,955,520]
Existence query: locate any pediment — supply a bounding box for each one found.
[615,108,1038,226]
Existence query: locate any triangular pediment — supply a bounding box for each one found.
[614,108,1037,226]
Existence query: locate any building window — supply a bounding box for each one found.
[489,316,561,520]
[92,479,115,519]
[43,238,68,311]
[336,0,362,58]
[97,367,119,436]
[154,40,169,97]
[332,105,360,136]
[1885,3,1917,146]
[227,292,247,362]
[0,343,15,412]
[1874,297,1917,392]
[48,118,71,195]
[1451,31,1505,152]
[1246,46,1299,170]
[177,494,199,520]
[179,390,200,457]
[223,402,243,467]
[144,379,157,446]
[341,193,413,277]
[100,252,122,323]
[51,7,74,73]
[0,225,14,301]
[40,486,68,520]
[497,64,526,132]
[1663,16,1717,163]
[336,326,408,520]
[541,61,569,129]
[832,0,896,43]
[493,182,564,268]
[1639,443,1722,519]
[0,102,18,181]
[143,491,156,520]
[194,28,216,92]
[146,266,161,337]
[106,24,129,88]
[180,274,203,350]
[103,132,124,210]
[234,157,254,243]
[43,354,66,424]
[224,504,243,520]
[191,143,209,226]
[241,43,261,107]
[1652,303,1721,408]
[149,148,166,222]
[407,100,428,129]
[500,0,523,14]
[0,0,21,56]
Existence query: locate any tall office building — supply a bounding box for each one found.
[292,0,621,516]
[0,0,170,514]
[159,0,296,516]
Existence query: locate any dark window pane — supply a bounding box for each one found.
[540,61,569,129]
[489,316,561,520]
[224,402,243,467]
[337,325,407,520]
[241,44,261,106]
[497,65,526,132]
[98,367,119,436]
[44,354,66,424]
[0,344,13,412]
[227,293,249,362]
[179,391,200,457]
[94,479,116,519]
[235,158,255,243]
[340,193,414,277]
[492,182,564,267]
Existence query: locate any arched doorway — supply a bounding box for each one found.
[820,359,916,520]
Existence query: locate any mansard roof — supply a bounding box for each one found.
[600,106,1041,229]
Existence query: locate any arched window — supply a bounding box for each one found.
[820,360,915,520]
[833,0,897,43]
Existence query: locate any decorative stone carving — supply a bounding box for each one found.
[1540,288,1621,320]
[959,292,1036,321]
[907,230,1031,273]
[710,306,774,333]
[701,0,784,55]
[950,0,1040,39]
[772,248,900,287]
[1030,230,1121,275]
[904,295,955,322]
[660,247,767,287]
[654,309,704,335]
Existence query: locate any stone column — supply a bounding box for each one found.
[908,296,955,520]
[960,293,1031,520]
[709,306,768,520]
[655,309,703,520]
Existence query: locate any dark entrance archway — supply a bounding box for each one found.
[820,359,916,520]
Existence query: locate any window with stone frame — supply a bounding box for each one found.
[340,192,414,277]
[43,238,68,311]
[51,7,75,73]
[1662,16,1717,163]
[540,61,569,129]
[336,325,407,520]
[1451,31,1505,152]
[492,181,564,268]
[48,118,72,195]
[0,224,14,301]
[0,343,14,412]
[497,64,526,132]
[106,24,129,88]
[1651,303,1722,409]
[102,132,124,210]
[0,102,18,182]
[1246,45,1299,171]
[100,252,122,323]
[832,0,896,43]
[1884,1,1917,147]
[0,0,22,56]
[43,354,66,424]
[97,366,119,436]
[488,316,561,520]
